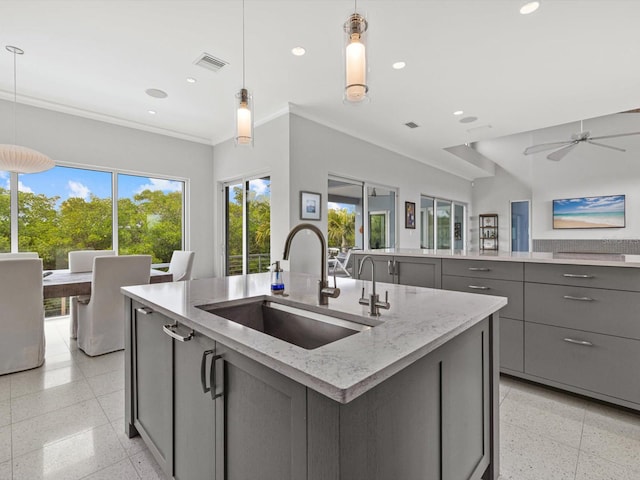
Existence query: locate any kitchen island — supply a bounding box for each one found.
[122,272,506,480]
[351,249,640,411]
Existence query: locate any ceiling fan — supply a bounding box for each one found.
[523,120,640,161]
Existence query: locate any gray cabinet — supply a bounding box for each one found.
[174,331,217,480]
[523,262,640,409]
[130,303,173,475]
[441,259,524,373]
[308,317,496,480]
[216,344,307,480]
[353,254,442,289]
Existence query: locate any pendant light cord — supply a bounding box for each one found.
[12,48,17,144]
[242,0,246,88]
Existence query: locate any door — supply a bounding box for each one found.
[216,345,307,480]
[395,257,442,288]
[224,176,271,276]
[132,303,173,476]
[511,200,530,252]
[174,330,217,480]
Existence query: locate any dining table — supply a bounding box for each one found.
[43,268,173,299]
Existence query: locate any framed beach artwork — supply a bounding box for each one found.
[300,191,321,221]
[552,195,625,229]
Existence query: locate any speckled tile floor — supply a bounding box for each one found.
[1,316,639,479]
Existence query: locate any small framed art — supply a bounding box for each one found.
[300,191,321,221]
[405,201,416,229]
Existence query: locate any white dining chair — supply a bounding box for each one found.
[77,255,151,356]
[0,258,45,375]
[168,250,195,281]
[0,252,39,259]
[68,250,116,339]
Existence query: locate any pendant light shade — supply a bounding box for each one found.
[234,0,254,147]
[0,144,55,173]
[0,46,54,173]
[344,11,368,103]
[235,88,253,146]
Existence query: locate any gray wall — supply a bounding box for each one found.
[0,99,215,278]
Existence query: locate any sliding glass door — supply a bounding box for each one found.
[421,195,466,250]
[367,185,396,249]
[225,176,271,276]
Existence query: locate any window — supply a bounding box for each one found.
[18,166,113,269]
[0,171,10,252]
[4,166,186,317]
[421,195,466,250]
[118,174,184,264]
[420,196,434,249]
[225,176,271,276]
[327,178,363,251]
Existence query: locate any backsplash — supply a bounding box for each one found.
[533,239,640,255]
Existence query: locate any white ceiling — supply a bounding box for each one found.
[2,0,639,180]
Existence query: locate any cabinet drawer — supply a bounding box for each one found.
[525,283,640,340]
[525,323,640,404]
[525,263,640,291]
[443,259,523,281]
[442,275,523,320]
[500,318,523,372]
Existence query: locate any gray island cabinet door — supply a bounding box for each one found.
[395,256,442,288]
[174,331,217,480]
[215,344,308,480]
[131,302,173,476]
[353,254,395,284]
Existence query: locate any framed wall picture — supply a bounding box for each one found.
[405,201,416,229]
[552,194,625,229]
[300,191,321,221]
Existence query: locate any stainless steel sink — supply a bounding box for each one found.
[196,297,370,349]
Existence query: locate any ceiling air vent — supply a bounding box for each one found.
[404,121,419,129]
[194,52,228,72]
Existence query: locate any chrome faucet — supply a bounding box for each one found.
[283,223,340,305]
[357,255,391,316]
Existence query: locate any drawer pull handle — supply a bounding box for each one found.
[200,349,214,393]
[563,295,594,302]
[562,274,594,279]
[468,267,490,272]
[563,338,594,347]
[468,285,490,290]
[136,307,153,315]
[210,354,224,400]
[163,323,194,342]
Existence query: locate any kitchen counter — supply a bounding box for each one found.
[122,271,505,403]
[357,248,640,267]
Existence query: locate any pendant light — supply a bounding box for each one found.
[0,46,54,173]
[234,0,253,146]
[343,0,369,104]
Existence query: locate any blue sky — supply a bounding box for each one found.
[1,166,183,203]
[553,195,625,214]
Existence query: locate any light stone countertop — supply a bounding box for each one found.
[357,248,640,268]
[122,272,506,404]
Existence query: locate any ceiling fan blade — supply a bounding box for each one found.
[523,141,573,155]
[589,131,640,140]
[586,140,626,153]
[547,142,579,161]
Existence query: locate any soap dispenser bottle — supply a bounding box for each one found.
[271,261,285,294]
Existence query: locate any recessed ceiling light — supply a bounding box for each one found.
[148,110,157,115]
[520,1,540,14]
[453,110,464,116]
[392,61,406,70]
[145,88,168,99]
[186,77,197,84]
[291,46,306,56]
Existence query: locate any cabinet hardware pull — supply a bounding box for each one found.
[136,307,153,315]
[468,267,490,272]
[563,295,594,302]
[388,260,393,275]
[562,274,594,279]
[200,349,214,393]
[393,259,398,276]
[468,285,490,290]
[210,354,224,400]
[563,338,594,347]
[162,323,194,342]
